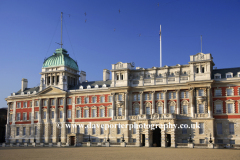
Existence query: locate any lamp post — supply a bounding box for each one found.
[88,134,91,142]
[188,133,193,143]
[209,133,213,143]
[122,134,125,142]
[107,133,110,142]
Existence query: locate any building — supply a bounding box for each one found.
[0,108,7,143]
[4,48,240,147]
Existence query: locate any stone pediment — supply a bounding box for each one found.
[37,86,66,95]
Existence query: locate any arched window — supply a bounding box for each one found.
[202,67,204,73]
[196,68,199,73]
[121,74,124,80]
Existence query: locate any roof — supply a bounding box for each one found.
[212,67,240,79]
[15,86,39,95]
[43,48,79,71]
[69,80,112,90]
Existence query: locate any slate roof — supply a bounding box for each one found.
[212,67,240,79]
[15,86,39,95]
[69,80,112,90]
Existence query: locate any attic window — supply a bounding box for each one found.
[214,73,221,79]
[226,73,233,78]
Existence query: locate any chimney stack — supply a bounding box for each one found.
[80,71,86,83]
[21,78,28,92]
[103,69,110,81]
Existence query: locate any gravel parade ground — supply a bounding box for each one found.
[0,147,240,160]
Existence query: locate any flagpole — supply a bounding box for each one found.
[160,25,162,67]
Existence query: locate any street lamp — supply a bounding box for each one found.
[122,134,125,142]
[188,133,193,143]
[209,133,213,143]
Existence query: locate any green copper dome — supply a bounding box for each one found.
[43,48,79,71]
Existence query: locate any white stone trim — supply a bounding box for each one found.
[168,101,176,113]
[226,87,234,96]
[181,100,189,114]
[91,106,97,118]
[99,105,105,117]
[225,99,235,113]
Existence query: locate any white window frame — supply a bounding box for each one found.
[198,89,204,96]
[108,107,112,117]
[24,102,27,108]
[214,73,221,79]
[76,108,81,118]
[77,97,81,104]
[67,110,71,119]
[91,107,97,118]
[17,102,21,108]
[118,107,122,116]
[226,88,234,96]
[199,104,205,113]
[100,107,105,117]
[215,88,222,97]
[84,97,89,104]
[92,96,97,103]
[226,72,233,78]
[67,98,72,105]
[100,96,105,103]
[17,113,21,121]
[229,123,234,134]
[214,100,223,114]
[84,107,89,118]
[23,112,27,121]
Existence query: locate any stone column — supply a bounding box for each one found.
[171,129,176,148]
[62,96,67,143]
[50,75,53,85]
[164,91,167,114]
[125,92,128,120]
[207,87,213,118]
[177,90,180,114]
[145,128,150,147]
[140,92,143,115]
[46,99,50,123]
[152,91,155,114]
[37,99,42,143]
[136,124,141,147]
[54,75,57,85]
[12,101,16,125]
[161,130,166,147]
[45,99,50,143]
[111,93,115,120]
[53,97,58,143]
[11,101,16,143]
[30,100,35,143]
[189,88,195,118]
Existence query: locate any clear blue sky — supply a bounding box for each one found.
[1,0,240,108]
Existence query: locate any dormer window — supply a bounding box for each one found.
[226,73,233,78]
[238,72,240,77]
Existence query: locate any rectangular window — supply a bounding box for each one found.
[158,106,162,114]
[138,94,140,100]
[23,127,26,135]
[35,112,38,119]
[92,97,96,103]
[144,93,148,100]
[67,98,71,104]
[84,110,89,118]
[51,126,53,135]
[35,101,39,106]
[43,111,46,119]
[77,125,80,133]
[181,92,184,98]
[133,125,136,134]
[182,139,188,143]
[146,107,150,115]
[100,96,105,103]
[60,99,63,105]
[22,139,25,143]
[100,139,104,143]
[23,113,27,120]
[109,108,112,117]
[149,94,152,100]
[92,139,96,142]
[16,127,19,136]
[85,97,89,104]
[200,139,205,144]
[132,139,136,143]
[35,126,37,135]
[109,96,112,102]
[24,102,27,108]
[51,111,54,119]
[92,109,96,117]
[117,124,121,134]
[228,103,234,113]
[215,89,221,97]
[118,108,122,116]
[199,89,204,96]
[100,127,104,135]
[29,112,32,120]
[185,92,189,98]
[199,123,204,134]
[84,125,88,134]
[44,100,47,106]
[183,105,188,114]
[226,88,233,96]
[173,92,176,99]
[117,139,121,143]
[160,93,164,99]
[59,111,63,118]
[77,110,81,118]
[17,102,21,108]
[29,127,32,135]
[51,99,55,105]
[229,123,234,134]
[133,95,137,101]
[119,94,122,101]
[199,104,204,113]
[217,123,223,134]
[230,140,235,144]
[226,74,232,78]
[156,93,160,100]
[92,126,96,135]
[217,139,223,144]
[215,104,222,114]
[135,107,139,115]
[168,92,172,99]
[77,98,81,104]
[100,109,104,117]
[67,110,71,119]
[170,106,175,113]
[17,113,21,121]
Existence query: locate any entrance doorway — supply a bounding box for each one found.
[166,134,171,147]
[70,136,75,146]
[141,134,145,146]
[152,127,161,147]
